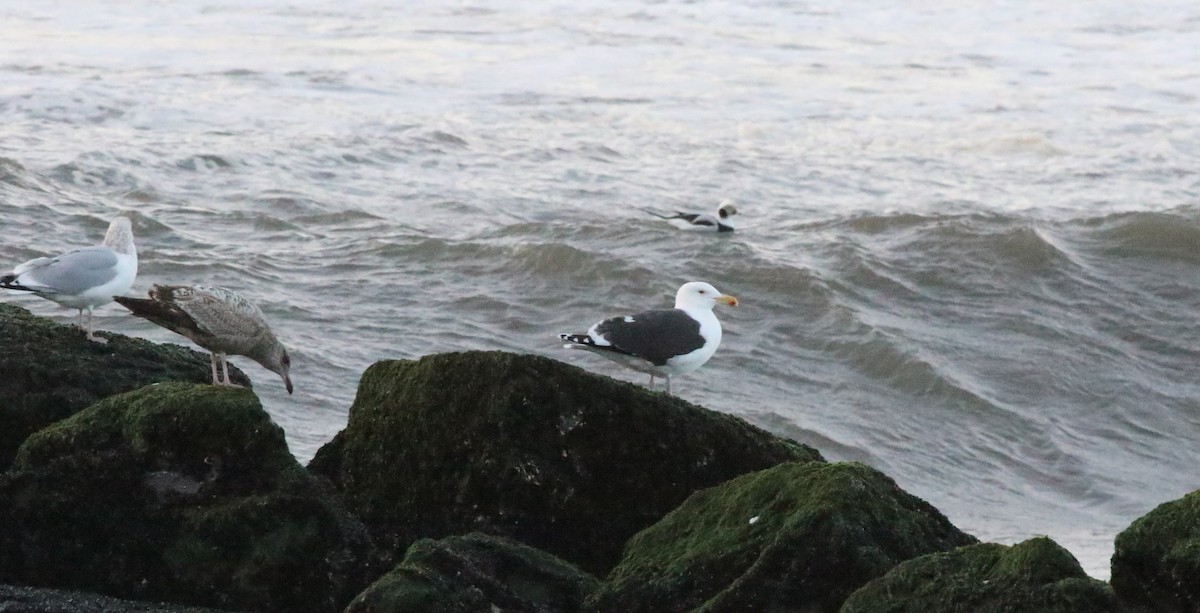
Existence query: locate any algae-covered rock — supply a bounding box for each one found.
[346,533,599,613]
[588,461,976,613]
[0,382,375,613]
[840,537,1121,613]
[0,302,249,470]
[1111,489,1200,612]
[308,351,820,575]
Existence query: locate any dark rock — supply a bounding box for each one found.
[0,383,376,613]
[1111,489,1200,613]
[307,351,820,575]
[0,303,249,471]
[0,583,234,613]
[587,461,976,613]
[346,533,599,613]
[840,537,1121,613]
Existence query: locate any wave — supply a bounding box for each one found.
[1074,208,1200,263]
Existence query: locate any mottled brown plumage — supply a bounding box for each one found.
[115,284,293,394]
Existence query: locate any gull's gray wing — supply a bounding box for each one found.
[14,247,119,295]
[165,285,271,341]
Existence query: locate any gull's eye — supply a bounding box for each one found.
[699,289,706,294]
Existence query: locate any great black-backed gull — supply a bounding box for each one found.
[639,200,738,232]
[559,281,738,393]
[1,214,138,343]
[114,284,293,394]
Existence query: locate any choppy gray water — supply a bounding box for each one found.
[3,0,1199,579]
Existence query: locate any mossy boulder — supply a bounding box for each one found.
[308,351,820,575]
[0,383,376,613]
[587,461,976,613]
[346,533,599,613]
[0,302,249,470]
[840,537,1121,613]
[1111,489,1200,612]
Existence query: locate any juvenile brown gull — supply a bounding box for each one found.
[638,200,739,233]
[114,284,293,394]
[1,214,138,343]
[559,281,738,394]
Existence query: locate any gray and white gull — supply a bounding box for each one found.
[114,284,294,394]
[559,281,738,393]
[1,214,138,343]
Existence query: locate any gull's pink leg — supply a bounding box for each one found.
[219,354,244,388]
[85,307,107,344]
[210,353,220,385]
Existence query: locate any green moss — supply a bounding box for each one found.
[348,571,453,613]
[310,351,820,576]
[589,461,975,613]
[347,533,599,613]
[0,303,251,470]
[0,382,376,612]
[840,537,1121,613]
[1112,490,1200,612]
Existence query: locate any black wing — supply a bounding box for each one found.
[671,212,703,224]
[590,308,705,366]
[637,207,701,224]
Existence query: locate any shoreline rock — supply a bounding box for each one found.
[0,302,249,471]
[0,583,234,613]
[0,382,377,613]
[347,532,599,613]
[840,536,1121,613]
[308,351,822,576]
[1111,490,1200,612]
[1,306,1197,612]
[589,461,976,612]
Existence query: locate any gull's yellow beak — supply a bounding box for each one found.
[717,294,739,307]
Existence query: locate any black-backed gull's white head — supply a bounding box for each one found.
[675,280,739,311]
[558,281,738,394]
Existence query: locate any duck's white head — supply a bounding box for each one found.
[675,281,738,311]
[717,200,738,220]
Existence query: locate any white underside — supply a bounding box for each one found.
[670,217,719,231]
[669,213,733,232]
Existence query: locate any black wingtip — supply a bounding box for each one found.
[1,275,34,292]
